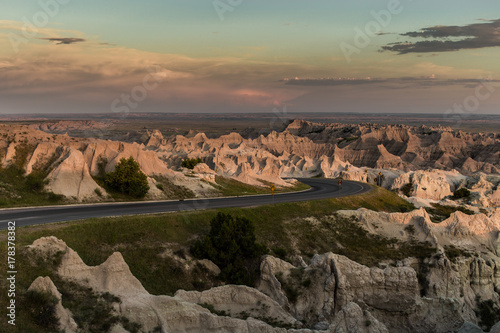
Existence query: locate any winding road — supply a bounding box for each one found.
[0,179,371,230]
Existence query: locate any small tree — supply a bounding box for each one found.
[105,157,149,198]
[401,182,413,197]
[181,158,202,170]
[191,212,268,286]
[452,188,471,200]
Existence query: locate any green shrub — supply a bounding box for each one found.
[404,224,416,236]
[13,143,34,170]
[476,299,500,331]
[24,290,59,330]
[181,158,202,170]
[120,317,142,333]
[47,192,64,202]
[401,182,413,197]
[425,203,475,222]
[452,188,471,200]
[275,268,312,304]
[25,171,48,193]
[56,278,125,333]
[191,212,268,286]
[96,156,108,179]
[444,245,472,263]
[272,247,288,260]
[105,157,150,198]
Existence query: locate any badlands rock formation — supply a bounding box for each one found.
[284,120,499,173]
[28,276,78,332]
[25,228,500,332]
[334,208,500,331]
[0,124,217,201]
[1,119,499,208]
[27,236,389,333]
[21,196,500,333]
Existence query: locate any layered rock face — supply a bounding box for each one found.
[284,120,499,173]
[27,237,389,333]
[23,195,500,333]
[26,231,500,333]
[0,124,216,201]
[1,120,499,206]
[257,254,465,333]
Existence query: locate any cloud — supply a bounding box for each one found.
[283,76,500,88]
[39,37,86,45]
[0,22,308,111]
[381,18,500,54]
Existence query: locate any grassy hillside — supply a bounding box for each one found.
[213,176,310,196]
[0,185,424,332]
[0,143,65,208]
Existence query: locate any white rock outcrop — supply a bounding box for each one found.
[28,276,78,333]
[27,237,391,333]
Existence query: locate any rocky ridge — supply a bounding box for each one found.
[23,203,500,332]
[27,236,390,333]
[1,121,500,211]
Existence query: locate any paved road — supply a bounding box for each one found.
[0,179,371,230]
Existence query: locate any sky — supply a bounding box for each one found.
[1,0,500,115]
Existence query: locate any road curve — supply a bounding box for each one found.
[0,179,371,230]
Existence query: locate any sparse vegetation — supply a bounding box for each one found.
[288,214,435,267]
[96,156,108,179]
[443,245,472,263]
[0,184,421,331]
[23,290,59,331]
[214,176,310,196]
[153,175,195,199]
[337,136,359,146]
[199,303,228,317]
[56,278,121,332]
[0,144,64,207]
[404,224,416,236]
[401,182,413,197]
[12,143,35,170]
[425,203,475,223]
[476,298,500,331]
[276,268,309,303]
[25,171,48,193]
